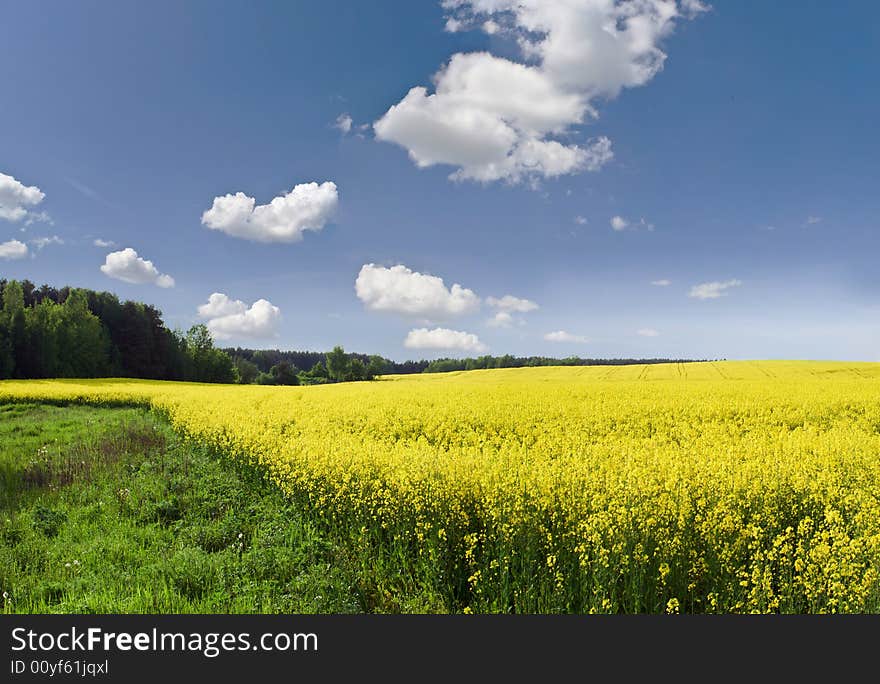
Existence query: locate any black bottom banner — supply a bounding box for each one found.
[2,614,875,681]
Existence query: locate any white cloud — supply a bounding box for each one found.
[680,0,711,16]
[574,215,588,225]
[29,235,63,250]
[334,113,353,134]
[100,248,175,288]
[806,215,822,225]
[445,17,464,32]
[0,172,46,223]
[197,292,247,319]
[637,328,660,337]
[0,239,28,260]
[93,238,116,248]
[487,311,514,328]
[544,330,589,343]
[485,295,537,328]
[447,0,705,96]
[355,263,480,318]
[688,279,741,300]
[404,327,487,352]
[486,294,538,313]
[376,1,702,184]
[24,211,53,226]
[375,62,613,183]
[197,293,280,340]
[201,181,338,243]
[611,215,653,232]
[651,279,671,286]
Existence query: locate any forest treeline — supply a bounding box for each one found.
[0,279,383,385]
[0,279,234,382]
[228,348,705,376]
[0,279,703,384]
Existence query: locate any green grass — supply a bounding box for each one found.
[0,402,442,613]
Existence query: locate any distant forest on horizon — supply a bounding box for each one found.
[0,279,707,383]
[225,346,708,376]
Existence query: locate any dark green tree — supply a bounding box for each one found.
[0,307,13,379]
[233,356,260,384]
[346,357,367,381]
[2,280,27,378]
[367,355,386,379]
[325,345,349,382]
[184,324,236,383]
[296,361,331,385]
[269,361,299,385]
[52,289,110,377]
[309,361,329,378]
[23,300,59,377]
[0,326,12,378]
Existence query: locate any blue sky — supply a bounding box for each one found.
[1,1,878,361]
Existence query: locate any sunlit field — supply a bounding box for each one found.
[3,360,880,613]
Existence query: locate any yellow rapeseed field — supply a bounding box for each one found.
[2,360,880,613]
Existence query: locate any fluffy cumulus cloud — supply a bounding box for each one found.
[404,327,488,353]
[0,239,28,260]
[93,238,116,248]
[375,0,704,184]
[198,292,246,319]
[637,328,660,337]
[100,248,175,288]
[355,263,480,318]
[0,172,46,222]
[486,294,539,313]
[197,293,281,340]
[486,293,539,327]
[201,181,338,243]
[544,330,589,343]
[688,279,741,300]
[487,311,515,328]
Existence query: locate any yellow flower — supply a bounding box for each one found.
[2,360,879,613]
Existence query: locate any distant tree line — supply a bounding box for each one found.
[226,348,707,378]
[227,346,388,386]
[0,279,234,382]
[1,278,706,384]
[419,355,706,374]
[0,280,388,386]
